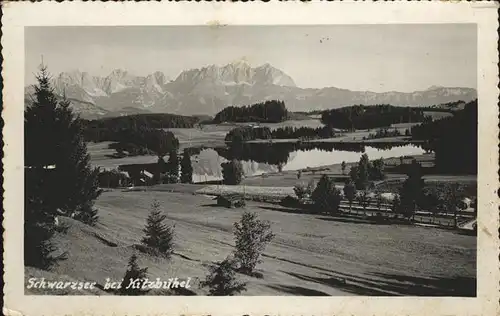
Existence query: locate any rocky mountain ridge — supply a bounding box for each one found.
[25,61,477,119]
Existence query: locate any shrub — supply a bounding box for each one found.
[294,184,306,200]
[293,181,314,201]
[73,202,99,226]
[120,254,149,296]
[200,256,247,296]
[141,200,175,258]
[280,195,301,208]
[222,159,244,185]
[233,212,275,275]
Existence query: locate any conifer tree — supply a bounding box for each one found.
[180,148,193,184]
[24,65,99,268]
[120,254,149,296]
[25,66,59,269]
[141,200,175,258]
[25,65,102,226]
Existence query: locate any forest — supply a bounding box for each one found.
[411,99,477,174]
[213,100,288,123]
[82,113,199,143]
[320,104,426,130]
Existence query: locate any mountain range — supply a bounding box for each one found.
[24,60,477,119]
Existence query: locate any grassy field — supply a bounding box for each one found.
[166,119,325,147]
[26,190,476,296]
[423,111,454,120]
[87,141,159,170]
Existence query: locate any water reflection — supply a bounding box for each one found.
[191,142,425,182]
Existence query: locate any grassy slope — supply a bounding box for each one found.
[27,190,476,296]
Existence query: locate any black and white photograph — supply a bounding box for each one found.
[22,23,480,296]
[2,2,499,316]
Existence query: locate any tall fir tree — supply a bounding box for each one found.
[24,65,101,268]
[180,148,193,184]
[120,254,149,296]
[141,200,175,258]
[25,66,102,226]
[25,66,60,269]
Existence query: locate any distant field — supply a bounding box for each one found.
[423,111,454,120]
[389,122,422,129]
[162,119,324,147]
[26,190,476,296]
[87,141,158,170]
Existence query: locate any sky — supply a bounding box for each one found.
[25,24,477,92]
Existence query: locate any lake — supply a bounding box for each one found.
[190,143,425,183]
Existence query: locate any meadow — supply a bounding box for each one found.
[26,190,476,296]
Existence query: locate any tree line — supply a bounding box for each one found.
[290,157,472,227]
[224,125,336,142]
[213,100,288,123]
[82,113,199,143]
[320,104,426,130]
[411,99,477,174]
[366,127,409,140]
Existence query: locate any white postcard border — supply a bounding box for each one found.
[2,2,499,316]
